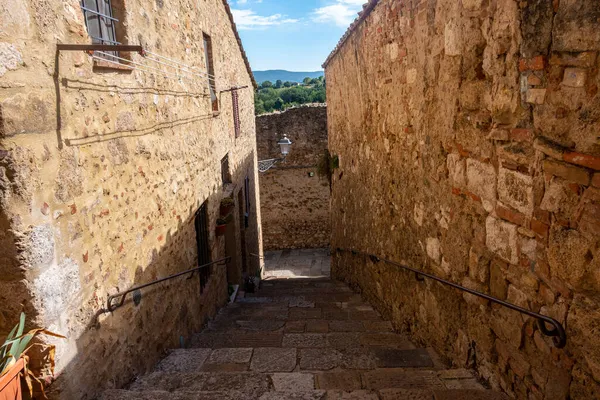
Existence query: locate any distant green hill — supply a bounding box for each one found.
[253,70,324,84]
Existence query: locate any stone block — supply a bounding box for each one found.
[250,348,297,372]
[466,159,497,203]
[259,391,326,400]
[426,237,441,264]
[362,370,445,390]
[577,200,600,240]
[0,43,23,77]
[569,296,600,381]
[0,92,53,136]
[270,373,315,391]
[592,173,600,188]
[486,217,519,264]
[208,348,253,364]
[549,51,597,67]
[543,159,590,185]
[527,74,542,86]
[328,321,364,332]
[540,180,580,216]
[468,247,490,284]
[461,0,484,11]
[379,390,435,400]
[306,320,329,333]
[525,88,546,104]
[325,390,378,400]
[283,334,327,348]
[562,68,587,87]
[447,154,466,187]
[487,129,509,141]
[290,308,322,320]
[299,348,341,370]
[316,371,362,390]
[520,1,554,57]
[553,0,600,51]
[155,349,211,373]
[371,348,433,368]
[497,168,534,216]
[547,228,594,290]
[444,20,462,56]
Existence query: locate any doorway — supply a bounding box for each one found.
[238,189,248,274]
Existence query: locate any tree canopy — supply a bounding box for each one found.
[254,76,326,115]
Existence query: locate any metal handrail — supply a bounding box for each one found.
[336,248,566,348]
[107,257,231,312]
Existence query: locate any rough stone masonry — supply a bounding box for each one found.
[256,105,331,250]
[325,0,600,399]
[0,0,261,398]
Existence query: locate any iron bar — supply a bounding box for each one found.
[57,44,143,53]
[89,36,121,45]
[336,247,567,348]
[220,85,249,93]
[107,257,231,312]
[80,5,119,22]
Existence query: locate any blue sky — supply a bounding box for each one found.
[230,0,366,71]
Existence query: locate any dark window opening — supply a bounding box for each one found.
[203,33,219,112]
[221,154,232,186]
[194,202,211,292]
[232,89,241,137]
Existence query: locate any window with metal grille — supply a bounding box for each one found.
[221,154,232,186]
[232,90,241,137]
[203,33,219,112]
[80,0,121,59]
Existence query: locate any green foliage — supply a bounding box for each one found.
[1,312,65,398]
[303,77,312,85]
[254,76,326,115]
[275,79,283,89]
[316,150,339,188]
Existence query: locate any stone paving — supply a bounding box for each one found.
[263,248,331,279]
[101,273,507,399]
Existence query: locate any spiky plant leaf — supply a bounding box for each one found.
[0,355,16,376]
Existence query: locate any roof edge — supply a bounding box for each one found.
[322,0,381,69]
[223,0,258,89]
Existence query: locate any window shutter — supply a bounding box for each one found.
[232,89,241,138]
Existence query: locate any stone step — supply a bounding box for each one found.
[189,332,415,349]
[102,388,508,400]
[154,346,432,374]
[128,367,484,393]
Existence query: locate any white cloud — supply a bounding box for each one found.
[231,8,299,30]
[312,0,365,27]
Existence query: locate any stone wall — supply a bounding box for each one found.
[325,0,600,398]
[0,0,262,398]
[256,105,330,250]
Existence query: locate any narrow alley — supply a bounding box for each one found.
[100,250,507,399]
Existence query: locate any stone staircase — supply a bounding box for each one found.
[101,278,507,400]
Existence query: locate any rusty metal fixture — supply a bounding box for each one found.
[336,247,567,348]
[107,257,231,312]
[56,44,144,54]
